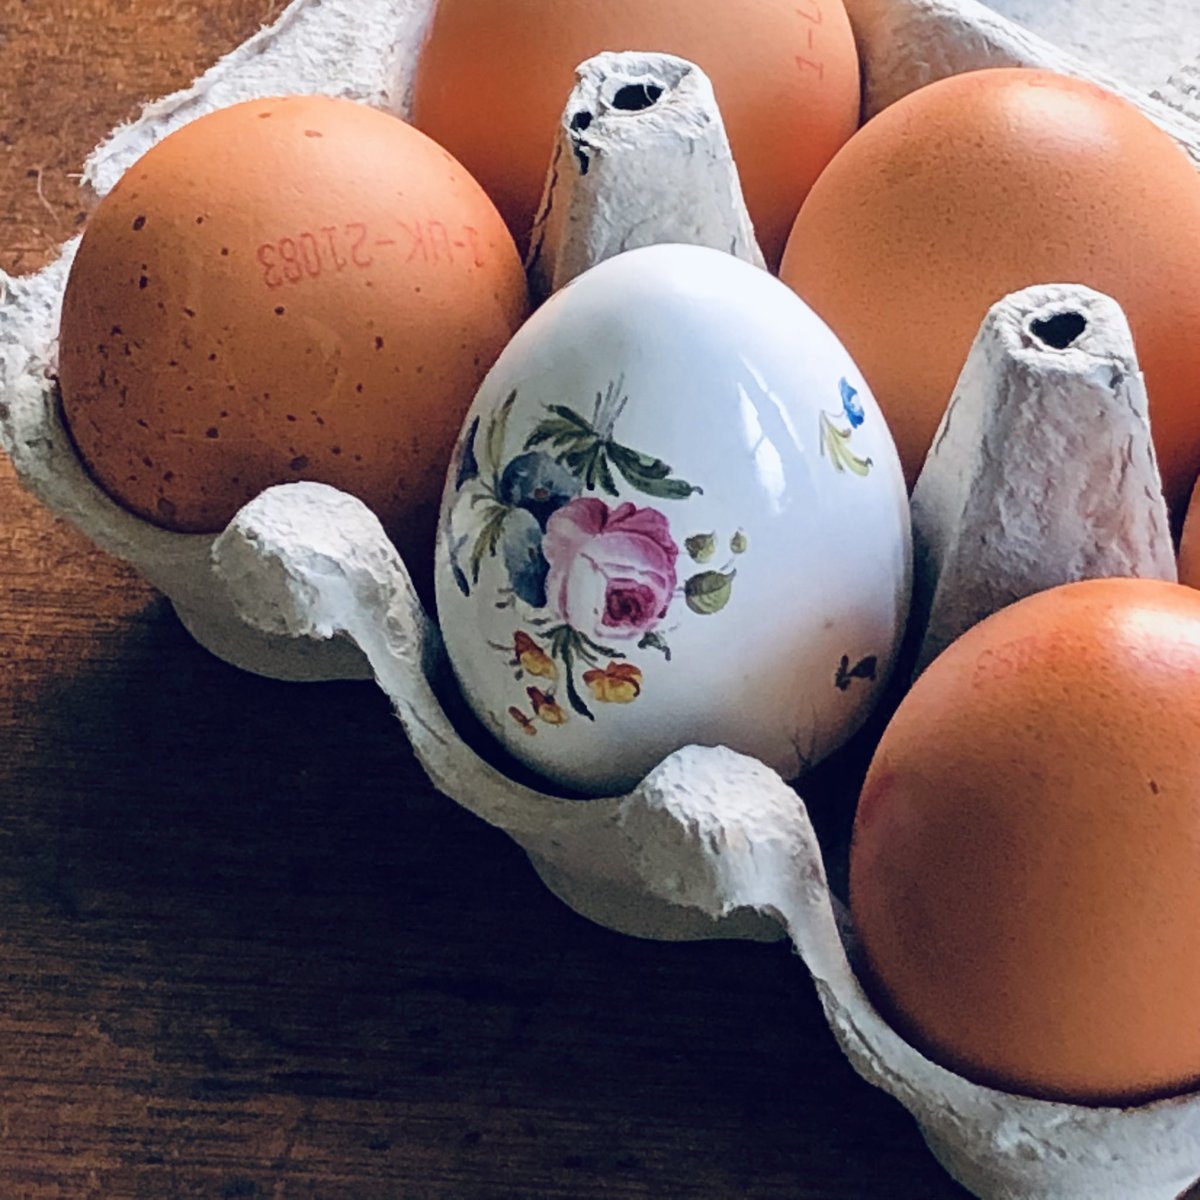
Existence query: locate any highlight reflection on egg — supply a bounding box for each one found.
[436,245,912,797]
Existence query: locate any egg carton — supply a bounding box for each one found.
[1,1,1199,1197]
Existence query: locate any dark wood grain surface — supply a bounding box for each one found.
[0,5,971,1197]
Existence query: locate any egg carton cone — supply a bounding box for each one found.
[4,0,1200,681]
[213,475,1200,1200]
[910,283,1178,676]
[525,51,766,303]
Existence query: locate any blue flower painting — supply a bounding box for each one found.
[501,507,552,607]
[840,378,865,428]
[498,451,581,528]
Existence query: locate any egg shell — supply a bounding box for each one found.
[434,244,912,797]
[57,94,529,585]
[1179,476,1200,587]
[410,0,861,267]
[780,67,1200,515]
[851,576,1200,1105]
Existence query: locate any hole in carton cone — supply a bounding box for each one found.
[568,111,593,174]
[1030,310,1087,351]
[611,83,664,112]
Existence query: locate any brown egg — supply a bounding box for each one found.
[58,95,529,584]
[410,0,862,267]
[780,68,1200,515]
[850,577,1200,1105]
[1180,476,1200,586]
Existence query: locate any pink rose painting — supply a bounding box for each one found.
[543,498,678,642]
[452,379,745,723]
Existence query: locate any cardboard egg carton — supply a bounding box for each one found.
[2,1,1199,1196]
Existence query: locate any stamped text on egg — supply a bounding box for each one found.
[257,218,487,289]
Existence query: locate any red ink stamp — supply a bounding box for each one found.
[259,217,488,289]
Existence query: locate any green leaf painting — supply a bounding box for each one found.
[486,389,517,484]
[469,503,509,584]
[685,570,736,616]
[685,533,716,563]
[820,411,872,477]
[524,382,700,505]
[638,631,673,661]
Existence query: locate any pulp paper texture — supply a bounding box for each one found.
[984,0,1199,91]
[526,52,764,301]
[910,284,1177,675]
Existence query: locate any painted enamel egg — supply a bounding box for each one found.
[435,244,911,796]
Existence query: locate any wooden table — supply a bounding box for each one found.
[0,5,972,1196]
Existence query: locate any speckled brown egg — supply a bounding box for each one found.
[58,94,529,581]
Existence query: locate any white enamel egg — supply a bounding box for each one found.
[435,244,911,797]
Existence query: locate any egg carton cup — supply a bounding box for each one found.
[214,470,1200,1200]
[525,50,766,303]
[5,0,1200,681]
[6,1,1200,1197]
